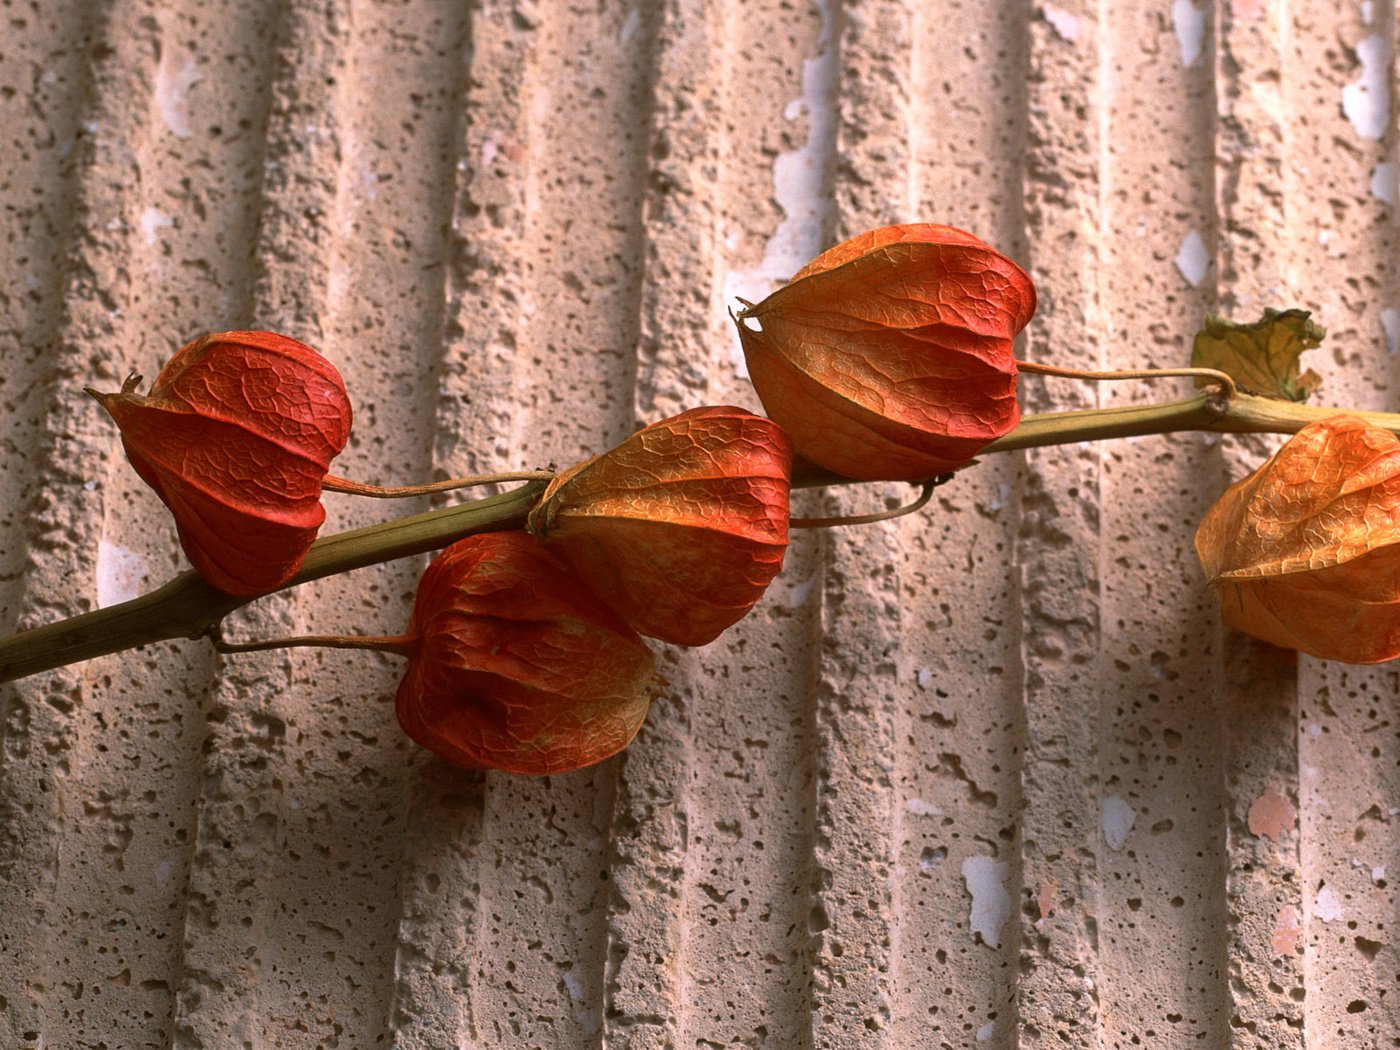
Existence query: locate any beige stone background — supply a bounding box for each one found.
[2,0,1399,1047]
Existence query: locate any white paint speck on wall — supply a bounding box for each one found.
[155,56,202,140]
[784,573,817,608]
[1101,796,1137,851]
[763,0,837,275]
[1043,5,1081,42]
[139,207,174,245]
[617,6,641,43]
[1174,230,1210,286]
[1380,308,1399,355]
[1172,0,1205,67]
[962,855,1012,948]
[96,541,150,609]
[1370,161,1397,205]
[1343,34,1391,140]
[1314,884,1345,922]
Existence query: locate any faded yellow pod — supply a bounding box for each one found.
[1196,414,1400,663]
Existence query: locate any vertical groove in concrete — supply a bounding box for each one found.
[0,3,157,1045]
[387,0,537,1036]
[1213,1,1307,1043]
[1014,2,1107,1043]
[1093,0,1230,1044]
[254,0,476,1043]
[891,3,1032,1046]
[701,0,841,1031]
[0,0,98,633]
[599,1,722,1044]
[1289,2,1400,1045]
[631,0,726,424]
[803,2,913,1045]
[171,2,349,1046]
[424,2,659,1045]
[70,0,286,1046]
[644,0,830,1046]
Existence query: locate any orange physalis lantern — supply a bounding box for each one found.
[396,532,658,775]
[1196,414,1400,663]
[733,223,1036,481]
[88,331,352,595]
[527,405,792,646]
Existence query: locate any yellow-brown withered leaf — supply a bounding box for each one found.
[1195,414,1400,663]
[1190,308,1323,402]
[733,223,1035,481]
[527,406,792,647]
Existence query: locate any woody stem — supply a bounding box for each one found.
[6,390,1400,683]
[322,469,554,498]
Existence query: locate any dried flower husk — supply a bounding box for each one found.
[1195,414,1400,663]
[88,331,351,595]
[734,223,1036,481]
[395,532,658,775]
[527,405,792,646]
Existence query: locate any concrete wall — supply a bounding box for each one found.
[1,0,1396,1046]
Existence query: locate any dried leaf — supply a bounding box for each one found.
[396,532,657,775]
[88,331,351,594]
[1190,308,1324,401]
[528,406,791,646]
[734,223,1036,481]
[1195,414,1400,663]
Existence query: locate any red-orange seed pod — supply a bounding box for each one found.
[734,223,1036,481]
[87,331,352,595]
[527,406,792,647]
[395,532,658,775]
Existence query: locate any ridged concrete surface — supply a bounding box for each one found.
[1,1,1398,1046]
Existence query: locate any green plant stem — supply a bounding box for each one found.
[1,390,1394,683]
[0,480,545,682]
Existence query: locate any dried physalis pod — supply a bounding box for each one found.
[733,223,1036,481]
[1196,414,1400,663]
[527,406,792,647]
[87,330,351,595]
[396,532,658,775]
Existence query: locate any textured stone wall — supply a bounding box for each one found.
[1,0,1397,1046]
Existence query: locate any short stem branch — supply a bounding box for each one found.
[1016,359,1238,399]
[322,469,554,498]
[791,476,946,528]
